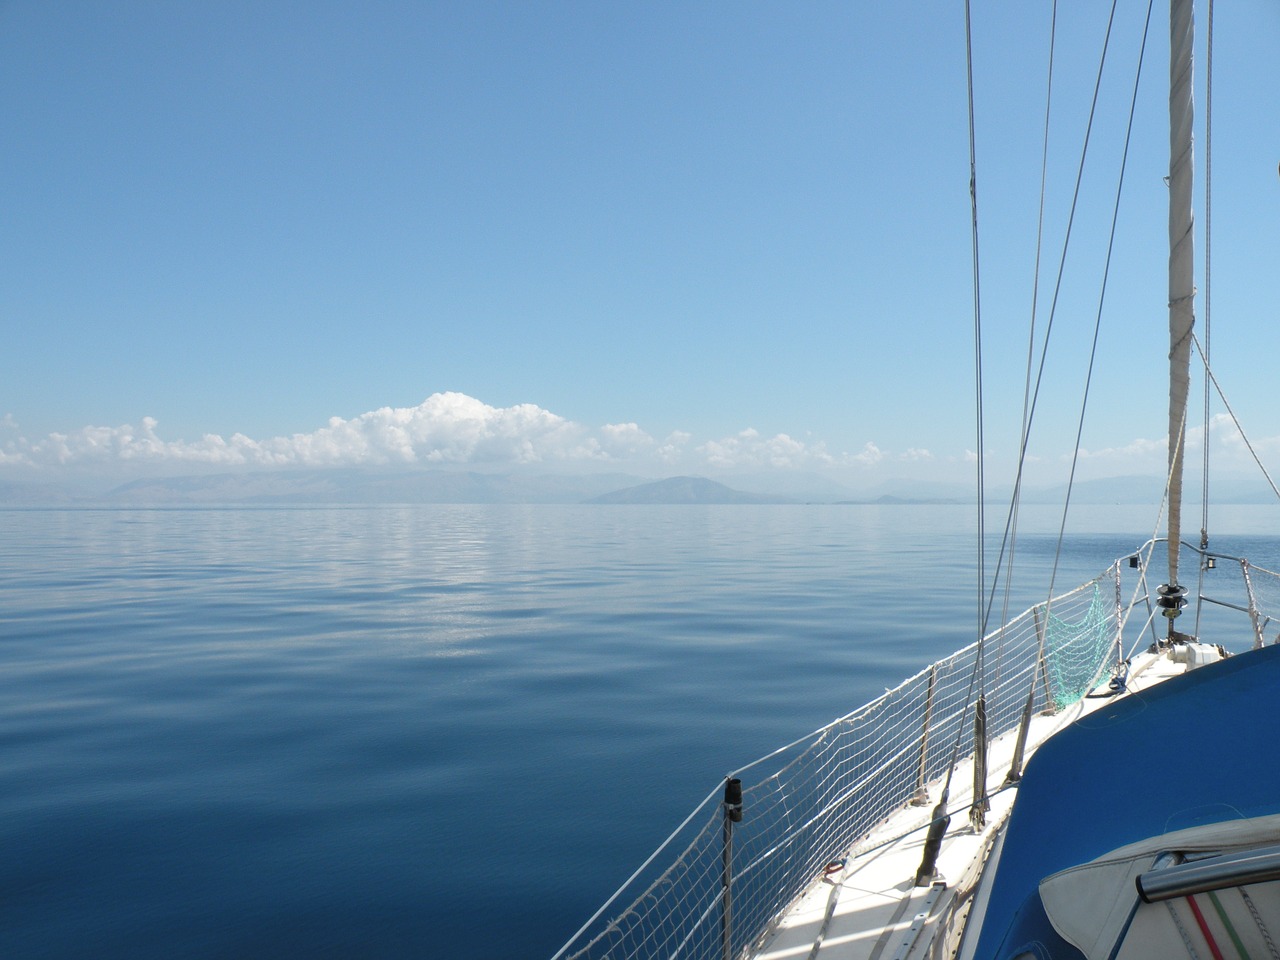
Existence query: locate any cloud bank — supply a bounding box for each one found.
[0,392,909,476]
[7,392,1257,492]
[11,391,1262,489]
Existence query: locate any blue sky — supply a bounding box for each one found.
[3,1,1279,491]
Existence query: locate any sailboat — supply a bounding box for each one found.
[552,1,1280,958]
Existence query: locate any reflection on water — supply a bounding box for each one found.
[1,502,1275,958]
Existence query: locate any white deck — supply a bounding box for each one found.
[749,649,1192,960]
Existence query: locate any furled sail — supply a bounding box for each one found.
[1166,0,1196,613]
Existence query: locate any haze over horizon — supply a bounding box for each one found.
[4,389,1276,502]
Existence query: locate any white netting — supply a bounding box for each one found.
[553,565,1122,960]
[1240,562,1280,647]
[1190,555,1280,651]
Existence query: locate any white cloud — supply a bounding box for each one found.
[854,442,884,465]
[0,394,604,470]
[597,422,656,458]
[1208,413,1280,468]
[697,428,835,469]
[0,393,999,481]
[263,393,595,466]
[656,431,692,463]
[1075,436,1168,462]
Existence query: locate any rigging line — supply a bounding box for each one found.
[1165,406,1191,534]
[1116,539,1165,662]
[1046,0,1156,607]
[1191,333,1280,503]
[964,0,986,692]
[1124,602,1162,663]
[1156,405,1193,642]
[1166,899,1206,960]
[1123,538,1166,658]
[978,0,1123,641]
[1201,0,1215,545]
[994,0,1059,696]
[1130,415,1192,651]
[1239,888,1280,960]
[937,0,987,809]
[1196,0,1215,637]
[546,781,727,960]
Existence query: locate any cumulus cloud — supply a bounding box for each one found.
[1201,413,1280,469]
[0,393,976,480]
[854,442,884,465]
[0,394,633,471]
[1075,436,1168,462]
[698,428,836,469]
[690,433,943,470]
[656,431,692,463]
[596,422,656,458]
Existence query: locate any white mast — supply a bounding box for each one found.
[1165,0,1196,634]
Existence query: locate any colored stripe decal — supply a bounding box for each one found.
[1187,894,1227,960]
[1206,890,1249,960]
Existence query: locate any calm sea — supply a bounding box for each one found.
[2,503,1275,959]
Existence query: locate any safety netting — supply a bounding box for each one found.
[552,563,1125,960]
[1044,585,1114,709]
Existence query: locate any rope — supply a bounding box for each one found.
[1240,888,1280,960]
[1196,0,1215,637]
[988,0,1059,748]
[982,0,1142,789]
[803,868,848,960]
[1116,535,1169,664]
[1186,894,1227,960]
[978,0,1122,646]
[1191,333,1280,504]
[937,0,986,816]
[1125,586,1163,662]
[1046,0,1155,609]
[546,781,726,960]
[1161,409,1192,639]
[1166,900,1205,960]
[963,0,986,695]
[956,0,1124,814]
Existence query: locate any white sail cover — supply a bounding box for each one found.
[1166,0,1196,589]
[1039,814,1280,957]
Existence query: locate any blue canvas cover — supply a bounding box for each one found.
[974,643,1280,958]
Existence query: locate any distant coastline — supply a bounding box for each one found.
[2,469,1265,507]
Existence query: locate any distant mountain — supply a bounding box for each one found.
[835,494,965,505]
[0,479,95,505]
[1024,475,1166,505]
[853,478,973,503]
[712,469,859,503]
[6,467,1278,507]
[851,475,1171,506]
[588,476,792,504]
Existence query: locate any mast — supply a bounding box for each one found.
[1165,0,1195,635]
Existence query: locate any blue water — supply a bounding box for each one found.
[1,503,1274,958]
